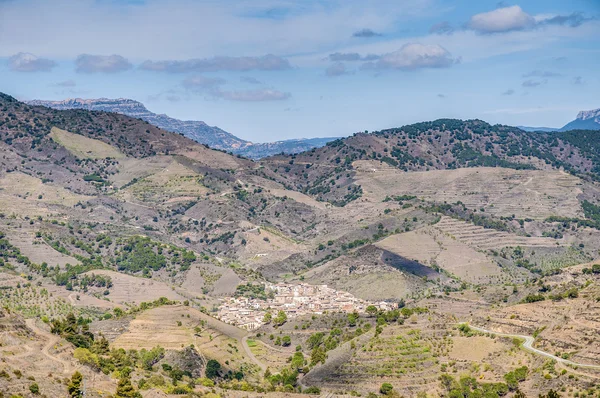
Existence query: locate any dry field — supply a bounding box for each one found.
[0,171,92,216]
[50,127,125,159]
[354,163,584,220]
[83,270,186,305]
[115,159,208,204]
[109,155,173,188]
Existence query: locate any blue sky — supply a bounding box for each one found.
[0,0,598,142]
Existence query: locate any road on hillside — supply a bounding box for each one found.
[25,318,74,374]
[466,324,600,370]
[241,335,267,372]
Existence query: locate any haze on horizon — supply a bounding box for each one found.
[0,0,598,142]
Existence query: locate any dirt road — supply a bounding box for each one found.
[25,318,74,374]
[241,335,267,373]
[466,324,600,370]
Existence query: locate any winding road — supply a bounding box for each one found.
[25,318,74,374]
[465,324,600,370]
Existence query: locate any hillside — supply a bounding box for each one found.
[1,92,600,397]
[261,119,600,206]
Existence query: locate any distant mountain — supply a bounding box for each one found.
[27,97,249,150]
[516,126,559,132]
[560,108,600,131]
[26,97,339,158]
[516,108,600,133]
[236,137,341,159]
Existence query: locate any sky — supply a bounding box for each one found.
[0,0,599,142]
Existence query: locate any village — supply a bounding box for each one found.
[216,282,395,330]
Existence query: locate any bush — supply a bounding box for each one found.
[206,359,221,380]
[29,383,40,394]
[380,383,394,395]
[304,386,321,394]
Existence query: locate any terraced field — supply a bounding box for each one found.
[1,226,80,269]
[355,165,584,220]
[323,325,447,396]
[376,226,504,284]
[434,216,562,250]
[111,305,261,377]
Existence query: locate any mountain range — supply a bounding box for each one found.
[26,97,341,159]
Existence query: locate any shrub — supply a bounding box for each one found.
[380,383,394,395]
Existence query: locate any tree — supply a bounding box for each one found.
[67,372,83,398]
[263,311,272,324]
[282,335,291,347]
[291,351,304,370]
[366,305,378,317]
[380,383,394,395]
[206,359,221,380]
[273,310,287,326]
[347,312,359,327]
[115,377,141,398]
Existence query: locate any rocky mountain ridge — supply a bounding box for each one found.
[26,97,340,158]
[27,97,249,150]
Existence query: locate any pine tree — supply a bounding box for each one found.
[115,377,141,398]
[67,371,83,398]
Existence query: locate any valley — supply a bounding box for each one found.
[0,92,599,397]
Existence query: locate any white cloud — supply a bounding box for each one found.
[8,52,56,72]
[522,79,546,87]
[353,28,382,38]
[75,54,132,73]
[326,62,349,77]
[467,6,535,34]
[366,43,458,70]
[240,76,262,85]
[182,75,226,91]
[180,75,290,102]
[215,89,291,102]
[140,55,291,73]
[0,0,433,59]
[53,79,77,87]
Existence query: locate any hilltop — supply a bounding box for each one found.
[261,118,600,206]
